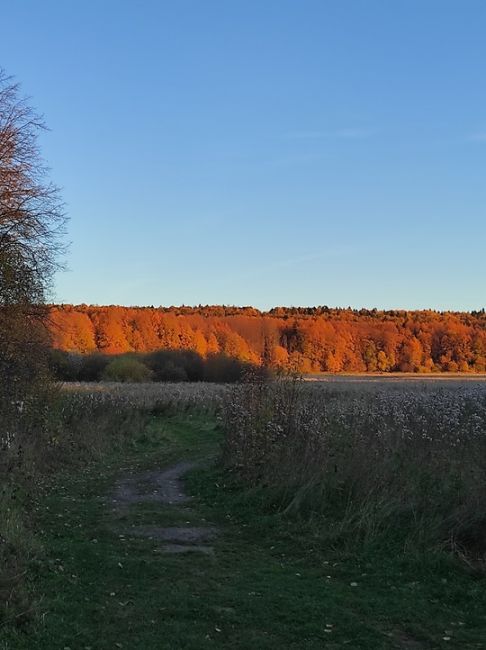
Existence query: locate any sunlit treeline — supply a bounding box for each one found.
[49,305,486,373]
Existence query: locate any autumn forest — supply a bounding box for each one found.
[49,304,486,374]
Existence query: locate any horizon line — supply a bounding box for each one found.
[48,303,486,314]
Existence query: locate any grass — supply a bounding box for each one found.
[1,411,485,649]
[0,381,227,627]
[222,377,486,553]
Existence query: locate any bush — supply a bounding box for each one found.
[145,350,204,382]
[204,353,254,383]
[102,357,153,383]
[48,350,82,381]
[48,349,270,384]
[78,353,110,382]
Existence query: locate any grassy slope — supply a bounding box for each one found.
[1,414,485,649]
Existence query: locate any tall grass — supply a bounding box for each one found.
[222,376,486,554]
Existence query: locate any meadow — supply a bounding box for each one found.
[224,377,486,554]
[1,377,486,648]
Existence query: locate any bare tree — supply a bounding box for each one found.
[0,69,66,407]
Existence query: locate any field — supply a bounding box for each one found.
[62,380,230,408]
[1,378,486,649]
[305,373,486,382]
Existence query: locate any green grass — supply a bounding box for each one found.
[1,413,485,649]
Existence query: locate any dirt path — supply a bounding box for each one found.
[110,461,218,554]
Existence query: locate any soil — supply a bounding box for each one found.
[111,461,218,554]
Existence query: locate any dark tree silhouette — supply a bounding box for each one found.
[0,69,65,412]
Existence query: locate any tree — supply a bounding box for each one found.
[43,304,486,376]
[399,337,423,372]
[0,70,65,413]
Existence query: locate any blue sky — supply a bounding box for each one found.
[1,1,485,310]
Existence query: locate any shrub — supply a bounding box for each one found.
[204,353,254,383]
[102,357,153,383]
[49,349,270,384]
[78,353,110,382]
[48,350,82,381]
[145,350,202,382]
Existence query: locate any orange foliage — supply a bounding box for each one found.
[48,305,486,373]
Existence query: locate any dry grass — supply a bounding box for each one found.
[62,381,229,409]
[223,376,486,554]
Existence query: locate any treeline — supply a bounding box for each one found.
[49,305,486,373]
[49,349,264,383]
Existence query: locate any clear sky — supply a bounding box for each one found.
[1,1,485,310]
